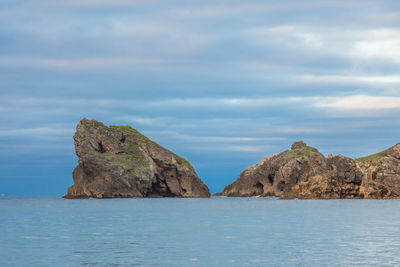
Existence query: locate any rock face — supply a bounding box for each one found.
[358,144,400,198]
[64,119,210,198]
[220,141,400,199]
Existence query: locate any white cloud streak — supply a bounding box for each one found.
[227,145,273,152]
[348,29,400,63]
[248,25,400,65]
[314,95,400,111]
[2,94,400,116]
[31,0,155,8]
[0,57,164,70]
[298,74,400,85]
[0,127,74,137]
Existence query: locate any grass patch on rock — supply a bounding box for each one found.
[88,150,150,176]
[110,125,193,169]
[281,146,324,159]
[355,147,394,163]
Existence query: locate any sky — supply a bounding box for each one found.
[1,0,400,195]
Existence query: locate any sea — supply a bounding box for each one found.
[1,197,400,266]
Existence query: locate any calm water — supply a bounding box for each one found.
[1,197,400,266]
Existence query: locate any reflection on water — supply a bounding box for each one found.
[1,197,400,266]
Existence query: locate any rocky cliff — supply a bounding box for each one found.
[357,144,400,198]
[64,119,210,198]
[219,141,400,199]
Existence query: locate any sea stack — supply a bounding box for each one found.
[220,141,400,199]
[64,119,210,198]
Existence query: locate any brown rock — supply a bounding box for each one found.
[220,141,400,199]
[220,141,328,198]
[64,119,210,198]
[292,155,363,199]
[358,143,400,199]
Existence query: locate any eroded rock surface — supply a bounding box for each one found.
[220,141,400,199]
[64,119,210,198]
[358,144,400,199]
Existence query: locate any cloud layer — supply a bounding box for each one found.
[1,0,400,195]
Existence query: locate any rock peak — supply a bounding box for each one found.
[291,141,307,150]
[64,119,210,198]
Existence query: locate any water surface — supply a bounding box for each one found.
[1,197,400,266]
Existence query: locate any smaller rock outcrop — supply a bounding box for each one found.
[220,142,328,198]
[219,141,400,199]
[64,119,210,198]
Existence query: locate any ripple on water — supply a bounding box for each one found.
[20,236,50,240]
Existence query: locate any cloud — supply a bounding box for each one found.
[3,94,400,122]
[364,12,400,25]
[29,0,154,8]
[348,29,400,63]
[119,116,167,126]
[249,25,296,37]
[0,144,72,156]
[247,24,400,66]
[298,74,400,85]
[2,0,400,196]
[151,131,287,143]
[169,3,273,18]
[0,127,74,137]
[0,57,164,70]
[314,95,400,111]
[227,145,273,152]
[247,25,324,50]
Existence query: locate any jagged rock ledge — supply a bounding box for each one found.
[219,141,400,199]
[64,119,210,198]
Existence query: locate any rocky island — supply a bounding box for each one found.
[219,141,400,199]
[64,119,210,198]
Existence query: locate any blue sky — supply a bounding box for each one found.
[1,0,400,195]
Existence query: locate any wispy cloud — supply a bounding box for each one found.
[298,74,400,85]
[247,24,400,66]
[341,29,400,63]
[3,95,400,119]
[0,127,74,137]
[0,57,164,70]
[28,0,155,8]
[0,144,72,156]
[227,145,273,152]
[169,3,273,18]
[314,95,400,111]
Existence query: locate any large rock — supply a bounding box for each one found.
[64,119,210,198]
[219,141,400,199]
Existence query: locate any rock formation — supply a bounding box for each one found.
[219,141,400,199]
[358,144,400,198]
[64,119,210,198]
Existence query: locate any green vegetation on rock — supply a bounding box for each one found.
[80,119,104,134]
[88,150,149,176]
[81,121,194,171]
[110,125,193,169]
[83,122,193,170]
[281,146,325,160]
[110,125,151,143]
[355,147,394,163]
